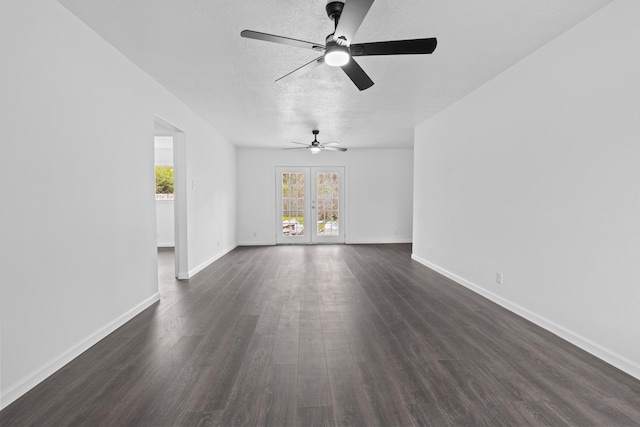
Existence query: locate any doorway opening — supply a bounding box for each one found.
[275,166,345,244]
[154,135,174,245]
[154,117,188,279]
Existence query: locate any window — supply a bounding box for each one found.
[155,165,174,200]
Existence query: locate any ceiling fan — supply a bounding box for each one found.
[285,130,347,154]
[241,0,437,91]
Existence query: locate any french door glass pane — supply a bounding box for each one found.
[282,172,305,236]
[316,172,339,236]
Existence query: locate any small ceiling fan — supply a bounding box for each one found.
[241,0,437,91]
[285,130,347,154]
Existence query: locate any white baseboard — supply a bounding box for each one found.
[237,241,276,246]
[237,240,411,246]
[411,254,640,381]
[186,244,238,278]
[346,239,412,244]
[1,292,160,410]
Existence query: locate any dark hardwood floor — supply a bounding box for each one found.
[2,244,640,426]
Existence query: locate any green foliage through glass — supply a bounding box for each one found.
[155,165,174,194]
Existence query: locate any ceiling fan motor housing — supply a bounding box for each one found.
[326,1,345,21]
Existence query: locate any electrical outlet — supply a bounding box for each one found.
[496,272,504,285]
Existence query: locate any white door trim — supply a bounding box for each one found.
[154,115,188,279]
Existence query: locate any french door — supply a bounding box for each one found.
[276,166,345,244]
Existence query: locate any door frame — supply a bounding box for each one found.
[155,115,188,279]
[275,166,346,245]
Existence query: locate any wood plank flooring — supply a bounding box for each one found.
[2,244,640,426]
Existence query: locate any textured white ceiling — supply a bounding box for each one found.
[57,0,613,149]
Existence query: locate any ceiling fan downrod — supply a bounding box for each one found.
[326,1,344,29]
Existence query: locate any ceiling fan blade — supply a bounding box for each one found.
[241,30,325,51]
[323,141,340,146]
[283,146,310,150]
[341,58,374,91]
[290,141,310,146]
[322,146,348,152]
[351,38,437,56]
[276,56,325,83]
[334,0,375,43]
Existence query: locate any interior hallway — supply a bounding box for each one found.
[1,244,639,426]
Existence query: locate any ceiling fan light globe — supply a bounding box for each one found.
[324,43,350,67]
[310,147,321,154]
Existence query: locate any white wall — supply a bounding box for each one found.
[156,200,175,247]
[413,0,640,379]
[154,136,174,165]
[0,0,236,408]
[237,148,413,245]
